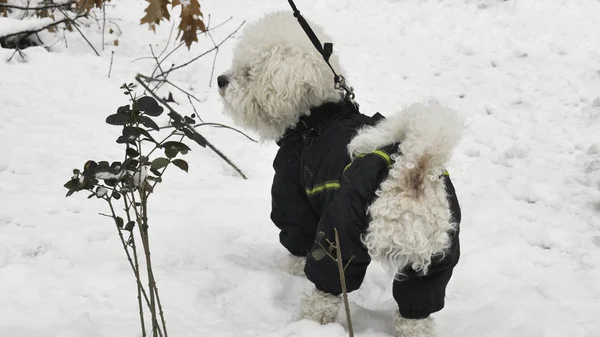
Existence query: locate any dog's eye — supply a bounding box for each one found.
[244,67,251,78]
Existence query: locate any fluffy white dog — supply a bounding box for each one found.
[218,11,462,337]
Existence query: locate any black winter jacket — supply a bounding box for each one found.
[271,100,461,319]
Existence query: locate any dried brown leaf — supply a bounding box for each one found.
[140,0,170,30]
[38,8,49,18]
[0,0,7,17]
[176,0,206,49]
[76,0,104,13]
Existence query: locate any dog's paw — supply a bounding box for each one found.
[286,255,307,277]
[298,289,341,324]
[394,314,436,337]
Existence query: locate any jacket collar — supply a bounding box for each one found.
[277,99,359,146]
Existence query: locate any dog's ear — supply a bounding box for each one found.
[253,45,337,119]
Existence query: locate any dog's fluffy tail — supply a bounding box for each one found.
[348,100,463,276]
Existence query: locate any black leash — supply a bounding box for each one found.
[287,0,356,100]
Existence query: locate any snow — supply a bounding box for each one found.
[1,0,600,336]
[0,17,54,37]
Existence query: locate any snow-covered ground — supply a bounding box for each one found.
[1,0,600,336]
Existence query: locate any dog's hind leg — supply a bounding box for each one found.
[298,289,341,324]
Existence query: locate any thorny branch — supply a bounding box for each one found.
[135,75,248,180]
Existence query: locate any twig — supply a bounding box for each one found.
[109,21,122,35]
[0,1,74,10]
[156,21,245,79]
[149,44,167,92]
[188,122,257,143]
[207,30,219,87]
[157,21,176,59]
[135,75,248,180]
[141,76,202,105]
[62,28,68,48]
[187,95,202,123]
[203,16,220,87]
[108,51,114,78]
[204,16,233,32]
[334,228,354,337]
[6,48,26,62]
[58,9,100,56]
[132,16,233,64]
[102,4,106,51]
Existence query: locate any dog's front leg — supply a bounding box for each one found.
[286,255,307,277]
[299,289,341,324]
[394,314,437,337]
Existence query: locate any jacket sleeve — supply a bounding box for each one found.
[271,144,320,256]
[304,153,390,295]
[392,174,461,319]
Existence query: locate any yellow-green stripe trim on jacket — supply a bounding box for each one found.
[344,149,393,172]
[305,180,341,196]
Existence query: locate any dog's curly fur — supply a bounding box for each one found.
[298,289,340,324]
[219,11,344,141]
[349,101,463,276]
[394,314,436,337]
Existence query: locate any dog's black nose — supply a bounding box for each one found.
[217,75,229,89]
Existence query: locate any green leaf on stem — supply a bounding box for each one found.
[171,159,188,172]
[96,186,108,198]
[163,141,191,158]
[106,113,130,126]
[138,115,160,131]
[137,96,164,117]
[126,148,140,158]
[124,221,135,231]
[311,248,327,261]
[122,126,156,143]
[151,157,169,170]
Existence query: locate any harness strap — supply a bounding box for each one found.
[286,0,355,100]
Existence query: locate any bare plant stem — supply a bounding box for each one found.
[108,51,114,78]
[334,228,354,337]
[105,197,153,311]
[102,4,106,51]
[124,198,147,337]
[125,192,164,337]
[132,191,159,337]
[153,282,168,337]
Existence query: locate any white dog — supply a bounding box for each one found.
[218,11,462,337]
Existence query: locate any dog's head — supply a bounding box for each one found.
[218,11,344,140]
